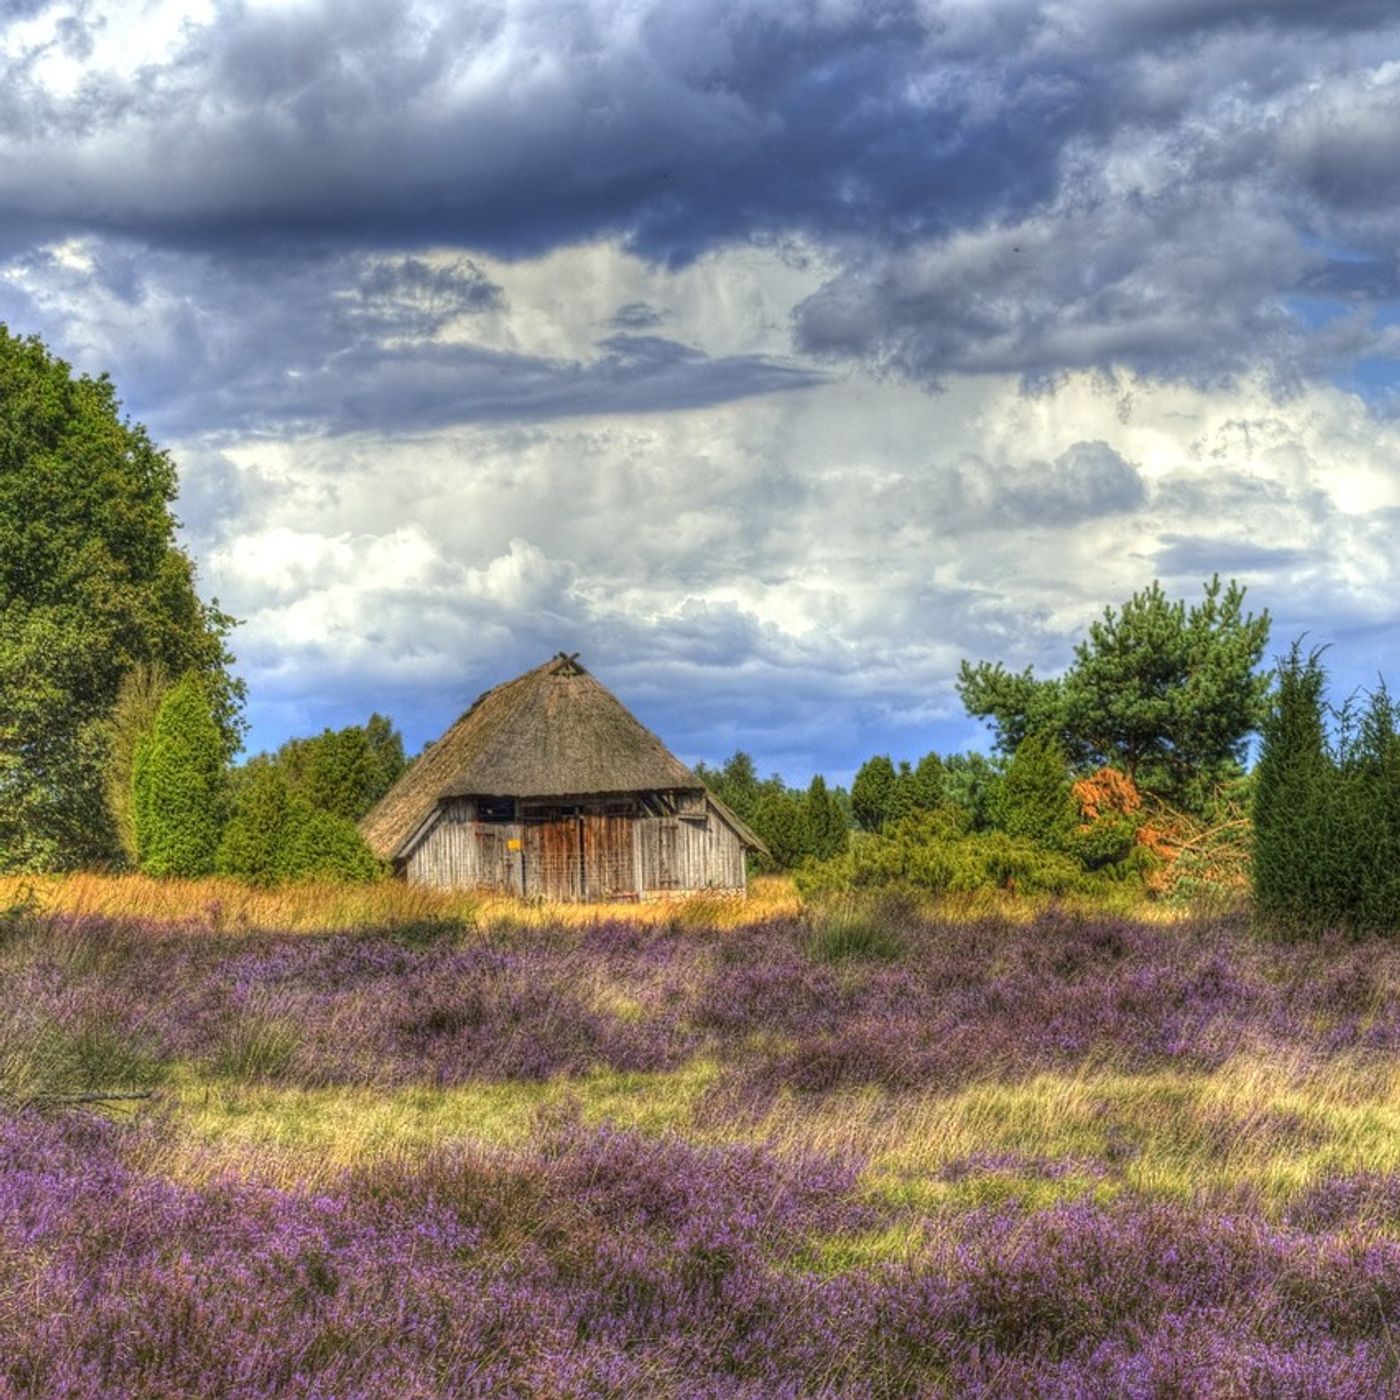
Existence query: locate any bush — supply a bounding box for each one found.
[1254,647,1400,937]
[280,803,382,883]
[993,731,1080,851]
[795,809,1089,898]
[217,764,381,885]
[131,673,228,878]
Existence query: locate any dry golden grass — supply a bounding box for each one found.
[149,1050,1400,1226]
[0,871,803,933]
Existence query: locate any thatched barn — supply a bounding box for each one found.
[360,653,767,899]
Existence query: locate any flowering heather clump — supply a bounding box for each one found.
[12,903,1400,1097]
[12,903,1400,1392]
[3,1110,1400,1397]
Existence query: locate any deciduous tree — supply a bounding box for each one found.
[0,328,241,869]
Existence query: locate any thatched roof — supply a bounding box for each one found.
[361,653,762,859]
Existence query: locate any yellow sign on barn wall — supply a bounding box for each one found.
[507,838,522,851]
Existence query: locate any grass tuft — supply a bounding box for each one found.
[807,897,909,963]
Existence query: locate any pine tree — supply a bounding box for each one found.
[131,673,228,878]
[959,576,1269,811]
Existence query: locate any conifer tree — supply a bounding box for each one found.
[993,731,1079,852]
[753,788,811,869]
[131,673,227,878]
[803,775,848,861]
[851,755,897,832]
[959,576,1269,810]
[1252,645,1341,933]
[909,752,946,812]
[215,764,292,885]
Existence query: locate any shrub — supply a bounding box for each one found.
[802,776,848,861]
[279,803,381,883]
[851,756,897,832]
[795,809,1089,898]
[993,731,1080,851]
[131,673,228,878]
[217,764,381,885]
[215,765,292,885]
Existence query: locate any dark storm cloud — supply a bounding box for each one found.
[3,240,818,437]
[0,0,1076,259]
[6,0,1400,391]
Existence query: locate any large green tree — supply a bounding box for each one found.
[958,576,1269,809]
[270,714,407,822]
[0,329,242,869]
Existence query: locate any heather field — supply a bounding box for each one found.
[9,889,1400,1396]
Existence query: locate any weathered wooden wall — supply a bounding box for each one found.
[403,797,747,898]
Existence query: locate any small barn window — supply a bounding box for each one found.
[675,790,706,820]
[478,796,517,822]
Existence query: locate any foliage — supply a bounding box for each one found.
[131,673,228,879]
[101,662,169,867]
[959,576,1270,810]
[850,755,896,832]
[796,809,1091,898]
[908,751,946,812]
[942,751,1003,830]
[852,752,944,833]
[279,804,382,883]
[750,788,810,870]
[992,731,1081,852]
[271,713,407,822]
[1253,646,1400,937]
[215,765,294,885]
[693,751,765,824]
[217,764,380,885]
[0,327,242,870]
[801,775,848,862]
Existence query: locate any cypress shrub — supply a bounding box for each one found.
[993,731,1080,852]
[278,802,381,883]
[131,673,227,878]
[1252,646,1342,934]
[851,756,897,832]
[1253,647,1400,937]
[753,789,811,869]
[1348,685,1400,933]
[803,776,849,862]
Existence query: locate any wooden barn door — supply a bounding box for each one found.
[523,819,583,901]
[522,814,638,901]
[581,815,637,900]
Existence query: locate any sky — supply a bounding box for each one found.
[4,0,1400,784]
